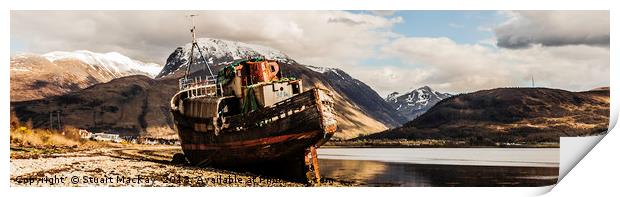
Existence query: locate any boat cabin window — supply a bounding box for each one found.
[218,97,241,116]
[270,65,277,72]
[292,83,300,94]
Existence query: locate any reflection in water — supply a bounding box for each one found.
[318,148,559,167]
[317,148,559,187]
[319,159,558,186]
[318,158,389,184]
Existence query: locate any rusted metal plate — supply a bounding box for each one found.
[182,130,317,150]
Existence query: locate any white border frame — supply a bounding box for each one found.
[3,1,617,196]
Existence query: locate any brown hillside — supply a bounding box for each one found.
[10,55,109,101]
[11,62,405,140]
[364,88,609,143]
[11,76,179,138]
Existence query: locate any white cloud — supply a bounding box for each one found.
[11,11,402,67]
[348,66,432,96]
[373,37,609,94]
[495,11,609,48]
[477,37,497,47]
[11,11,610,96]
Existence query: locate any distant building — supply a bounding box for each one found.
[91,132,122,142]
[137,137,158,145]
[78,129,92,139]
[136,136,180,145]
[122,136,139,144]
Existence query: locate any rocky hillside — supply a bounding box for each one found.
[385,86,451,121]
[11,75,179,138]
[10,51,161,101]
[364,88,610,144]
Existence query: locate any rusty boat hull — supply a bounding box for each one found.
[170,88,337,180]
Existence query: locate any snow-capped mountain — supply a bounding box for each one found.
[10,51,162,101]
[43,50,162,78]
[385,86,452,120]
[156,38,294,78]
[305,65,351,80]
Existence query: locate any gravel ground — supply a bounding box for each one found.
[10,145,346,187]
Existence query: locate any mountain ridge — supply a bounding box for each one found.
[10,52,161,102]
[42,50,162,77]
[385,86,452,121]
[156,38,294,78]
[364,87,610,144]
[11,38,406,140]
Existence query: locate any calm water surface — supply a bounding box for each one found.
[317,148,559,187]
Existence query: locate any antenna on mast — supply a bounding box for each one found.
[189,14,197,44]
[183,14,215,81]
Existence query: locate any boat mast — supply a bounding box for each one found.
[184,14,215,81]
[184,15,196,80]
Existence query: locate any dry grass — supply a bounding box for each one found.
[10,126,80,148]
[10,112,110,154]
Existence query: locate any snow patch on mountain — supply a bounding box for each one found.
[10,55,33,72]
[305,65,349,80]
[157,38,295,78]
[386,92,400,103]
[306,65,333,73]
[43,50,162,77]
[185,38,292,61]
[385,86,452,120]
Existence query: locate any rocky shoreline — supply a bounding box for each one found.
[10,145,348,187]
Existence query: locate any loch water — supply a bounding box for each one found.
[317,148,559,186]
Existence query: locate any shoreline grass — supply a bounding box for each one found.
[10,112,113,158]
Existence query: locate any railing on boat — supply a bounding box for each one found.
[179,75,217,89]
[179,75,222,99]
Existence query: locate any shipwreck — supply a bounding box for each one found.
[169,20,337,183]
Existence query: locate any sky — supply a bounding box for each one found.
[10,11,610,96]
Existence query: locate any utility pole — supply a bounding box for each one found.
[57,110,61,131]
[49,111,53,130]
[49,110,62,131]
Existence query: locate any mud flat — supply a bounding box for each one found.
[10,145,348,187]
